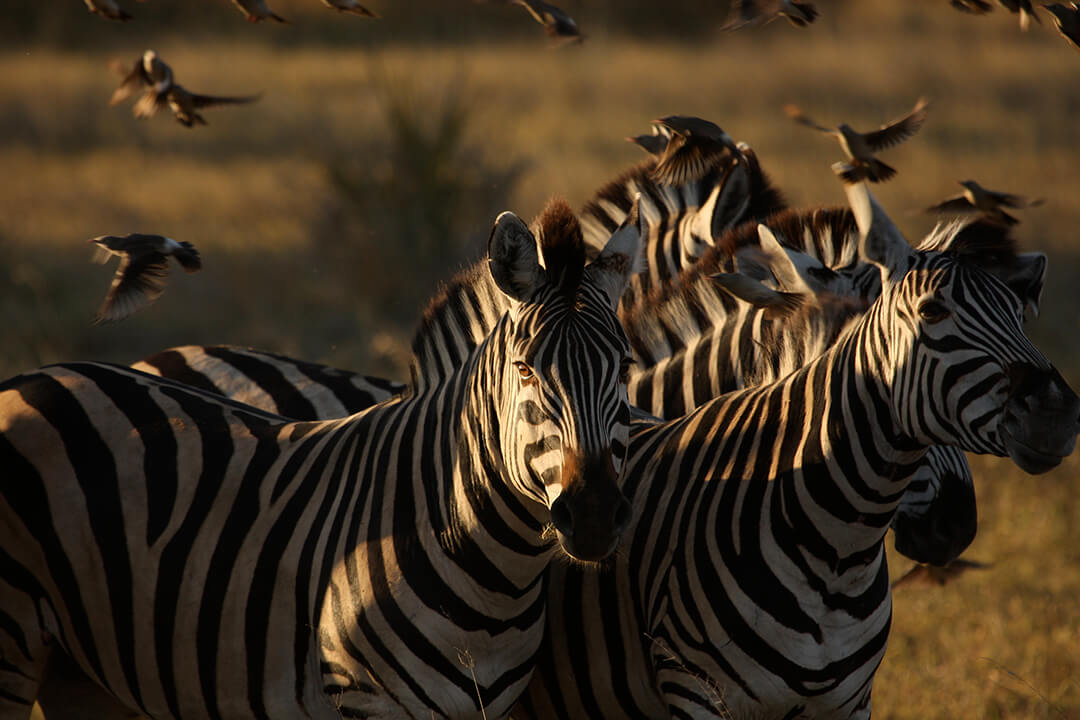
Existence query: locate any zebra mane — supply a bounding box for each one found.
[407,199,591,391]
[580,158,658,234]
[917,217,1019,268]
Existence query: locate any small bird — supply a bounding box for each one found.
[924,180,1043,226]
[785,98,929,184]
[497,0,583,42]
[90,234,202,324]
[321,0,379,15]
[892,559,991,589]
[84,0,133,21]
[109,50,174,119]
[950,0,993,12]
[721,0,819,30]
[165,85,260,127]
[650,115,742,186]
[1043,2,1080,50]
[997,0,1040,29]
[230,0,289,23]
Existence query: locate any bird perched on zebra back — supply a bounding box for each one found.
[321,0,379,16]
[90,233,201,324]
[785,97,929,184]
[1044,2,1080,50]
[84,0,136,21]
[998,0,1040,29]
[164,84,260,127]
[230,0,289,23]
[924,179,1043,226]
[109,50,174,120]
[892,559,992,589]
[950,0,993,13]
[721,0,819,30]
[651,115,742,186]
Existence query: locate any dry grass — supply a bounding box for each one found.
[3,1,1080,717]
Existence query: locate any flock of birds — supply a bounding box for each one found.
[82,0,1080,50]
[89,99,1045,327]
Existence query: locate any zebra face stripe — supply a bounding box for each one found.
[501,283,633,561]
[880,256,1078,471]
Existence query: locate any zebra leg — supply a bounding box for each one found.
[0,593,50,720]
[34,651,143,720]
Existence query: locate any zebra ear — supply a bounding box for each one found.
[710,271,805,318]
[842,174,915,281]
[999,252,1047,321]
[488,211,546,303]
[590,194,646,310]
[756,224,813,294]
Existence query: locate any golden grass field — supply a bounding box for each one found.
[4,0,1080,717]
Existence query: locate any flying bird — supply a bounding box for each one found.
[230,0,289,23]
[786,97,929,184]
[924,180,1043,226]
[1043,2,1080,50]
[950,0,993,12]
[721,0,819,30]
[321,0,379,16]
[650,115,741,186]
[997,0,1040,29]
[892,559,991,589]
[165,85,261,127]
[109,50,174,119]
[84,0,134,21]
[486,0,583,42]
[90,234,202,324]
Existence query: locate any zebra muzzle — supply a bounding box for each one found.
[550,451,631,561]
[1000,363,1080,474]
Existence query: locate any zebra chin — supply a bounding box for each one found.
[998,363,1080,474]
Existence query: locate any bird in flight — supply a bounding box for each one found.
[924,180,1043,226]
[1043,2,1080,50]
[650,115,741,186]
[721,0,819,30]
[230,0,289,23]
[90,234,202,324]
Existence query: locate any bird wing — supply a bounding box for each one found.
[510,0,549,25]
[783,104,834,134]
[187,91,262,109]
[863,97,929,152]
[96,252,170,324]
[133,89,168,119]
[109,58,150,106]
[720,0,782,30]
[985,188,1037,208]
[652,133,736,187]
[925,195,977,214]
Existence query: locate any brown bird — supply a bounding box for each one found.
[892,559,991,589]
[84,0,134,21]
[230,0,289,23]
[786,98,929,184]
[1043,2,1080,50]
[950,0,993,12]
[998,0,1041,29]
[502,0,583,42]
[90,234,202,324]
[165,85,260,127]
[924,180,1043,226]
[721,0,819,30]
[651,115,741,186]
[321,0,379,16]
[109,50,174,119]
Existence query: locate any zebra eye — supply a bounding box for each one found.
[918,299,950,323]
[513,361,534,381]
[619,358,635,384]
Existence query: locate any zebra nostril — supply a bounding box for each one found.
[551,496,573,537]
[613,497,631,534]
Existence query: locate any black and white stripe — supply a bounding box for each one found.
[0,201,642,719]
[517,183,1078,719]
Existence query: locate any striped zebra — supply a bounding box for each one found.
[515,182,1079,719]
[0,199,643,719]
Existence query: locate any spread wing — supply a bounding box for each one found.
[925,194,977,215]
[96,251,170,324]
[783,104,834,134]
[109,58,150,106]
[863,97,929,152]
[188,91,262,109]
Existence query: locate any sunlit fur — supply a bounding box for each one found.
[0,202,636,719]
[518,223,1064,719]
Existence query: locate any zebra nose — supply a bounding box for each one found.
[550,492,631,561]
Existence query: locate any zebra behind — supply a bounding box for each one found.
[0,199,643,719]
[516,181,1079,719]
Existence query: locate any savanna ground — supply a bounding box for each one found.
[2,0,1079,717]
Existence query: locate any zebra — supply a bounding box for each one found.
[0,198,643,719]
[514,181,1079,719]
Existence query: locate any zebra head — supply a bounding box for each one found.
[846,181,1079,474]
[487,197,644,561]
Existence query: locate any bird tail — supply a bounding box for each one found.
[174,242,203,271]
[833,162,865,185]
[863,158,896,183]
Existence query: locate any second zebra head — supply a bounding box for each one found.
[485,198,645,561]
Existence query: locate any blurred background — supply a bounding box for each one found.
[2,1,1079,717]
